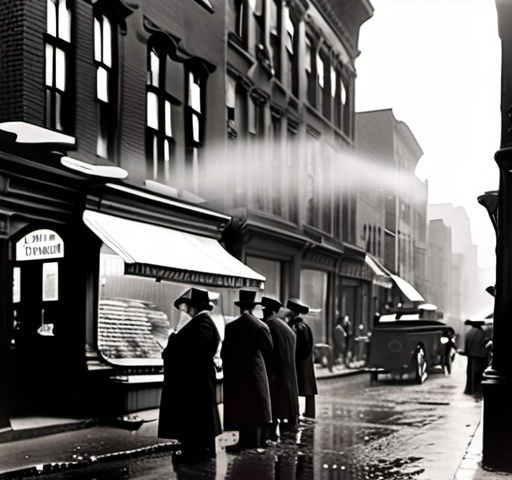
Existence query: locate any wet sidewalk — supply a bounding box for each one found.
[0,364,498,479]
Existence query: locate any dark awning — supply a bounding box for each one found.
[83,210,265,288]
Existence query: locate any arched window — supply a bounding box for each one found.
[45,0,73,133]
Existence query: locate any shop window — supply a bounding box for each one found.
[97,244,233,364]
[45,0,74,134]
[246,256,281,300]
[146,44,178,181]
[300,269,328,343]
[94,9,117,159]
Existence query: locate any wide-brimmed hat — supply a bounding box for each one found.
[174,288,213,311]
[286,298,309,315]
[234,289,259,308]
[261,296,282,313]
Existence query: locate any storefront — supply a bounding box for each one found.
[1,152,265,421]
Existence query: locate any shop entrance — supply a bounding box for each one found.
[10,228,67,415]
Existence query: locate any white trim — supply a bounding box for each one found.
[0,121,75,145]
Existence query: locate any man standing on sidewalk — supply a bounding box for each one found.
[158,288,221,462]
[286,298,318,419]
[222,290,273,449]
[260,296,299,440]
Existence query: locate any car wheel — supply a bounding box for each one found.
[414,346,428,384]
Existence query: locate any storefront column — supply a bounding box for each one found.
[0,214,12,430]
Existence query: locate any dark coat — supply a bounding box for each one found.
[158,312,221,442]
[463,326,491,395]
[221,312,273,430]
[289,316,318,396]
[263,315,299,422]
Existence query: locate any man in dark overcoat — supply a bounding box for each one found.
[286,298,318,419]
[158,288,221,460]
[222,289,273,449]
[463,320,492,396]
[260,296,299,441]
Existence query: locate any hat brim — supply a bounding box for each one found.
[174,299,213,311]
[234,301,259,308]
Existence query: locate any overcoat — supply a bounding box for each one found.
[289,316,318,396]
[158,312,221,442]
[263,314,299,422]
[463,326,490,395]
[221,312,273,430]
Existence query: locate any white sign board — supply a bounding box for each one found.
[16,229,64,261]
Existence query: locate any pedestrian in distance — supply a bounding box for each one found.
[222,289,273,450]
[342,314,353,366]
[462,319,492,396]
[286,298,318,419]
[333,314,347,366]
[158,288,221,462]
[260,296,299,441]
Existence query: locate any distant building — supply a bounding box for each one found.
[428,204,493,321]
[355,109,428,311]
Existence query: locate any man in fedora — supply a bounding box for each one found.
[222,289,273,449]
[260,296,299,441]
[158,287,221,461]
[286,298,318,419]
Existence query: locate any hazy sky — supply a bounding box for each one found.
[355,0,501,269]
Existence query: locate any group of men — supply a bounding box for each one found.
[157,287,318,462]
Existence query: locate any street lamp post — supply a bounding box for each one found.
[480,0,512,471]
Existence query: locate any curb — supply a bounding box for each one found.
[316,367,369,380]
[0,441,179,479]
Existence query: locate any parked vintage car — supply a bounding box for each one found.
[368,306,456,384]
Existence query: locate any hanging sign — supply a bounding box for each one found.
[16,229,64,261]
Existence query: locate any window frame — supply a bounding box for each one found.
[93,8,118,159]
[146,43,179,181]
[44,0,75,134]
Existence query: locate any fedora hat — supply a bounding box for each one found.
[234,289,259,308]
[286,298,309,315]
[260,296,282,313]
[174,288,213,311]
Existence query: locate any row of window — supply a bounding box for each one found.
[229,0,353,136]
[44,0,206,182]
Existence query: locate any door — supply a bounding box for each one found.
[10,228,66,414]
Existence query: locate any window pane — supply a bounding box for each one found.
[147,91,158,129]
[192,113,200,142]
[189,73,201,112]
[47,0,57,36]
[305,39,311,73]
[285,7,294,54]
[55,47,66,91]
[150,50,159,87]
[164,139,170,162]
[97,66,109,102]
[165,100,172,137]
[331,67,337,97]
[58,0,71,41]
[45,44,54,86]
[340,81,347,105]
[103,16,112,67]
[94,17,101,62]
[317,55,324,88]
[226,76,236,108]
[55,92,62,130]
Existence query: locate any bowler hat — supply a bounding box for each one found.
[286,298,309,315]
[234,289,259,308]
[174,288,213,311]
[260,296,282,313]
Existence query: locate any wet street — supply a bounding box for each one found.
[24,356,481,480]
